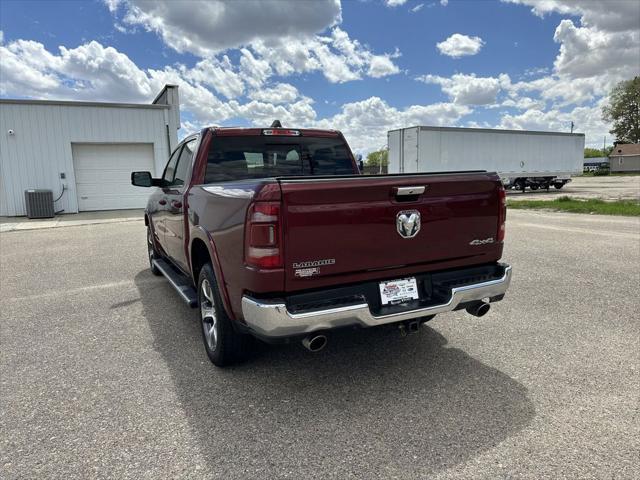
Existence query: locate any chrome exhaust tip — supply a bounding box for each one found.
[302,334,328,352]
[399,320,421,336]
[408,320,421,333]
[466,302,491,318]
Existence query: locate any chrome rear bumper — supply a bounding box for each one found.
[241,265,512,338]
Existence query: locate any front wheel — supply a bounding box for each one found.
[198,263,252,366]
[554,184,564,189]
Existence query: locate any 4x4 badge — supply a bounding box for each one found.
[469,237,495,245]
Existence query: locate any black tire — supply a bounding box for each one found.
[530,184,539,191]
[147,226,162,276]
[554,184,564,189]
[198,263,251,366]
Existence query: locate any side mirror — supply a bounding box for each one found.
[131,171,153,187]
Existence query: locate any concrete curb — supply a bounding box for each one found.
[0,211,144,233]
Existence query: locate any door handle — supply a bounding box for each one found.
[395,186,426,196]
[171,200,182,209]
[159,199,167,205]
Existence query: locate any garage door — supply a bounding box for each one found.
[72,143,155,211]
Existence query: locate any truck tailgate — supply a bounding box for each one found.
[279,173,503,291]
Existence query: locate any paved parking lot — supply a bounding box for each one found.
[507,174,640,201]
[1,210,639,479]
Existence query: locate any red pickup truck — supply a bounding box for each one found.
[132,123,511,366]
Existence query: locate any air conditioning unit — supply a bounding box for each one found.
[24,190,55,219]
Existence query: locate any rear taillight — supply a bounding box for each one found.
[497,185,507,242]
[245,201,283,268]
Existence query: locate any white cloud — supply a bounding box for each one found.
[489,0,639,144]
[316,96,471,152]
[440,0,448,6]
[552,19,639,80]
[250,27,401,84]
[411,3,424,13]
[107,0,342,55]
[248,83,301,104]
[499,98,609,146]
[523,66,549,78]
[105,1,400,85]
[436,33,484,58]
[238,97,317,127]
[501,0,640,32]
[239,48,272,89]
[418,73,511,105]
[367,53,401,78]
[0,39,153,102]
[499,95,546,111]
[502,0,639,88]
[183,57,244,99]
[385,0,408,6]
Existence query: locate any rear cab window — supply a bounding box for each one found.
[204,135,355,183]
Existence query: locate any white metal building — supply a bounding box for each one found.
[0,85,180,216]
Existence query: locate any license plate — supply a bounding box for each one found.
[379,277,419,305]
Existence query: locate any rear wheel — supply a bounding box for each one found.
[198,263,251,366]
[554,184,564,189]
[530,184,539,191]
[147,226,162,276]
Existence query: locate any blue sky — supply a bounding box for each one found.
[1,0,638,152]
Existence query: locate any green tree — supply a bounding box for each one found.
[584,148,604,158]
[584,147,613,158]
[366,148,388,167]
[602,76,640,144]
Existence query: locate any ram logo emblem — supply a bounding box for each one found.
[396,210,421,239]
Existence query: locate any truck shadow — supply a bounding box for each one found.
[134,271,535,478]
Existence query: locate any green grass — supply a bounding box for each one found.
[507,196,640,216]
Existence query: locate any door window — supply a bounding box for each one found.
[162,147,181,184]
[173,139,197,187]
[162,138,197,188]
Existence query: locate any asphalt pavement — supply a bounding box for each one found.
[1,210,639,479]
[507,174,640,202]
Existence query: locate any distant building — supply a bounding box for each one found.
[609,144,640,172]
[583,157,609,172]
[0,85,180,216]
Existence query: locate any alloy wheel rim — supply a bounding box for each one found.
[200,278,218,351]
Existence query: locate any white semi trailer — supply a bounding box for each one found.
[388,126,584,191]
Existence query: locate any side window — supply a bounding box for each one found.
[173,139,197,186]
[162,147,182,184]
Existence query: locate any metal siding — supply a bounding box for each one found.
[402,127,419,173]
[610,155,640,172]
[399,127,584,177]
[387,130,401,173]
[0,102,175,216]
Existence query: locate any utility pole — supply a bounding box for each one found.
[570,121,574,133]
[603,135,606,155]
